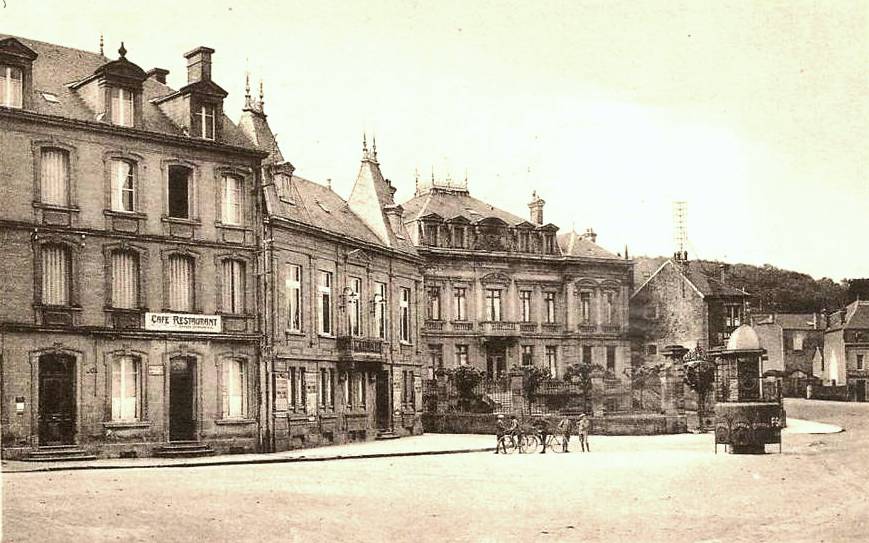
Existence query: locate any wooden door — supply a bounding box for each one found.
[38,354,76,445]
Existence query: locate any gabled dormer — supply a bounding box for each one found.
[71,43,147,127]
[0,37,38,110]
[153,46,228,141]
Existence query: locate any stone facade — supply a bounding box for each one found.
[401,182,633,380]
[821,301,869,401]
[0,36,264,458]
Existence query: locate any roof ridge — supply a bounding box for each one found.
[2,33,106,61]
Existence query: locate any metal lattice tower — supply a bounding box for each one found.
[673,201,688,257]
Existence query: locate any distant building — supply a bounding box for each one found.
[401,180,633,380]
[630,254,751,361]
[751,313,823,396]
[820,300,869,401]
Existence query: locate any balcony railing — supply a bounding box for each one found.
[480,321,519,336]
[424,320,445,331]
[452,321,474,332]
[519,322,538,333]
[541,322,561,333]
[336,336,383,358]
[578,324,597,334]
[601,324,622,334]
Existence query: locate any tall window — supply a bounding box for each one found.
[520,290,532,322]
[604,291,615,324]
[40,148,70,206]
[426,223,439,246]
[521,345,534,366]
[318,271,333,335]
[456,344,469,366]
[453,225,466,248]
[221,259,245,313]
[375,282,387,339]
[168,254,194,311]
[725,305,742,328]
[454,287,467,321]
[400,287,411,342]
[519,231,530,252]
[429,344,444,373]
[110,87,134,127]
[580,292,592,323]
[197,104,216,140]
[544,292,556,323]
[356,372,367,408]
[287,264,302,332]
[168,166,192,219]
[111,356,139,421]
[427,287,441,321]
[222,175,242,225]
[349,277,362,337]
[42,245,71,305]
[0,64,23,108]
[222,358,247,419]
[485,289,502,321]
[582,345,593,365]
[546,346,558,378]
[606,346,616,372]
[111,159,136,212]
[319,368,334,407]
[544,234,556,254]
[111,250,139,309]
[792,333,805,352]
[857,354,865,371]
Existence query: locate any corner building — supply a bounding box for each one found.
[0,35,265,459]
[401,181,633,379]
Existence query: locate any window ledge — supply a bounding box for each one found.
[399,341,413,346]
[215,222,251,231]
[32,202,80,212]
[215,418,256,426]
[161,216,201,225]
[285,329,305,337]
[35,304,83,312]
[104,421,150,429]
[318,334,336,339]
[104,209,147,219]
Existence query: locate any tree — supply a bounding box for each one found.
[564,361,604,414]
[513,365,551,415]
[624,364,660,410]
[682,347,715,431]
[447,365,483,411]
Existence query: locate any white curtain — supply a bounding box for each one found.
[168,255,193,311]
[222,260,245,313]
[40,149,69,206]
[112,356,139,421]
[112,251,138,309]
[222,359,246,418]
[222,176,242,225]
[42,245,70,305]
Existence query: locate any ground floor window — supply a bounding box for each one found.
[112,355,140,421]
[222,358,247,419]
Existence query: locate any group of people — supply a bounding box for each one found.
[494,413,591,454]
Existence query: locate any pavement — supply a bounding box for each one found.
[1,411,842,474]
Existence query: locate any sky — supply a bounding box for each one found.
[3,0,866,281]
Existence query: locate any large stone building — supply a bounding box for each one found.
[751,312,823,396]
[0,36,266,459]
[819,300,869,401]
[630,254,751,363]
[400,180,633,379]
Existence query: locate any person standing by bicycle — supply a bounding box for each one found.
[578,413,591,452]
[557,415,573,452]
[494,414,508,454]
[535,417,551,454]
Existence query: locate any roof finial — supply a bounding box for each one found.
[99,34,104,56]
[415,168,420,194]
[362,133,369,160]
[258,79,264,112]
[431,166,435,183]
[118,42,127,59]
[371,135,378,162]
[244,72,254,110]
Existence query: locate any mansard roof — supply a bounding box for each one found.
[557,230,621,260]
[401,187,527,227]
[827,301,869,331]
[0,34,254,150]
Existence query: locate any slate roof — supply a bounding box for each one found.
[401,188,527,226]
[557,230,621,260]
[1,34,255,150]
[828,301,869,331]
[752,313,822,330]
[634,259,749,298]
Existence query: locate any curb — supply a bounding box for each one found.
[3,447,493,474]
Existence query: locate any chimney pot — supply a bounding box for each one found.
[184,46,215,83]
[528,192,545,225]
[146,68,169,84]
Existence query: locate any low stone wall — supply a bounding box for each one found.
[422,412,687,436]
[807,384,848,402]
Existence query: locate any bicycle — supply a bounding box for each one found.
[527,430,568,453]
[495,432,539,454]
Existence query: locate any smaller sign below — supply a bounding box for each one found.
[145,312,222,333]
[148,365,165,376]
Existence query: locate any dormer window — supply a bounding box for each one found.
[110,87,134,127]
[0,64,23,108]
[276,173,294,204]
[197,104,216,140]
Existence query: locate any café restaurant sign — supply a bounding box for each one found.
[144,312,222,333]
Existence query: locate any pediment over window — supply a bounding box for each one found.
[420,212,444,222]
[346,249,371,265]
[480,272,511,285]
[477,216,508,226]
[536,223,559,232]
[514,221,536,230]
[94,56,147,88]
[0,37,38,62]
[445,215,471,224]
[179,79,228,99]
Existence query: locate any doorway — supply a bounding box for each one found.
[856,380,866,402]
[485,343,507,379]
[38,354,76,446]
[169,357,196,441]
[375,371,391,430]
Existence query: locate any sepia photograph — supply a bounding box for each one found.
[0,1,867,541]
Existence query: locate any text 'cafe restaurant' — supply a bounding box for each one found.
[1,310,261,460]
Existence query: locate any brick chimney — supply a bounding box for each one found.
[184,46,214,83]
[383,204,405,238]
[581,227,597,244]
[528,191,545,225]
[146,68,169,84]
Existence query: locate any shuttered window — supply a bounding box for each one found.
[168,255,194,311]
[110,87,134,127]
[40,148,69,206]
[222,358,247,419]
[111,356,139,421]
[41,245,70,305]
[0,64,23,108]
[222,175,242,225]
[111,251,139,309]
[111,159,135,212]
[221,259,245,313]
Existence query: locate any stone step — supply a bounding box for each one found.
[375,432,400,441]
[152,442,215,458]
[25,448,97,462]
